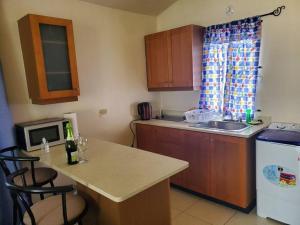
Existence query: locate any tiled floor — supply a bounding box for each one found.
[170,188,284,225]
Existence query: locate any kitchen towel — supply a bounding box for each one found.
[0,62,15,225]
[64,112,80,139]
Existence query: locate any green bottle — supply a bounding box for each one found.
[246,109,252,124]
[65,122,78,165]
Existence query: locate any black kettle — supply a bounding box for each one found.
[137,102,152,120]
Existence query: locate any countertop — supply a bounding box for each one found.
[134,117,271,138]
[23,138,188,203]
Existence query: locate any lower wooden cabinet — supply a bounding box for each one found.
[137,125,187,185]
[136,124,157,153]
[210,135,255,208]
[136,123,256,209]
[184,131,211,196]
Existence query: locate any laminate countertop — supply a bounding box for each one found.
[134,117,271,138]
[23,138,188,203]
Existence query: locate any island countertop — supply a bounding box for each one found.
[23,138,188,203]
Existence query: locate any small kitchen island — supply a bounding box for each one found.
[24,138,188,225]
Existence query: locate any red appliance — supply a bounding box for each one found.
[137,102,152,120]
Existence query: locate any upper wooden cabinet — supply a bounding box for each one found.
[145,25,204,91]
[18,14,80,104]
[145,31,171,89]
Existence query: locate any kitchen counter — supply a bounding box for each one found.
[23,138,188,225]
[24,138,188,202]
[135,118,267,210]
[134,117,270,138]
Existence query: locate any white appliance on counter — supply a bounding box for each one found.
[256,122,300,225]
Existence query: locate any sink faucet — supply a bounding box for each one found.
[223,110,233,121]
[236,113,243,122]
[223,110,243,122]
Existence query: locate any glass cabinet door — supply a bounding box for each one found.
[18,14,79,104]
[39,24,73,91]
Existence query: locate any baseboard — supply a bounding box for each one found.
[170,184,256,213]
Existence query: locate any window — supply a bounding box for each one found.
[199,17,261,119]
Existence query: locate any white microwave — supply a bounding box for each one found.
[15,118,68,151]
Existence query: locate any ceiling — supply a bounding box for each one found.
[80,0,178,15]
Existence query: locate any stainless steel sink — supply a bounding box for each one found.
[156,115,185,122]
[208,121,249,131]
[190,121,250,132]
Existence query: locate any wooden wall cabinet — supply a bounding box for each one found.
[136,124,256,210]
[18,14,80,104]
[145,25,204,91]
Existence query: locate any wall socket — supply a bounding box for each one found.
[99,108,108,116]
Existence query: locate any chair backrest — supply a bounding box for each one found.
[0,146,40,185]
[0,147,25,225]
[5,169,38,225]
[0,146,20,177]
[5,169,74,225]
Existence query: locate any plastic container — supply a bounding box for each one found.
[41,137,50,153]
[254,109,262,120]
[185,109,218,123]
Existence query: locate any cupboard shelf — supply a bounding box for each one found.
[46,72,70,74]
[42,40,67,45]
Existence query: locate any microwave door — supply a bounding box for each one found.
[58,122,65,141]
[24,122,65,151]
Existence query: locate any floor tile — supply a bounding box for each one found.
[171,208,183,219]
[170,189,285,225]
[226,208,285,225]
[185,198,236,225]
[172,213,212,225]
[170,188,199,211]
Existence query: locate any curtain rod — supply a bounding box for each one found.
[259,6,286,18]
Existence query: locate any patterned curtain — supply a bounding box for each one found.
[0,62,15,225]
[200,17,261,118]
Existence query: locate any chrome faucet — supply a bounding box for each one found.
[236,113,243,122]
[223,110,233,121]
[223,110,243,122]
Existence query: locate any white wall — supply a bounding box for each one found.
[0,0,160,145]
[157,0,300,123]
[1,0,299,146]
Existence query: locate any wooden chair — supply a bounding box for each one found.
[5,168,88,225]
